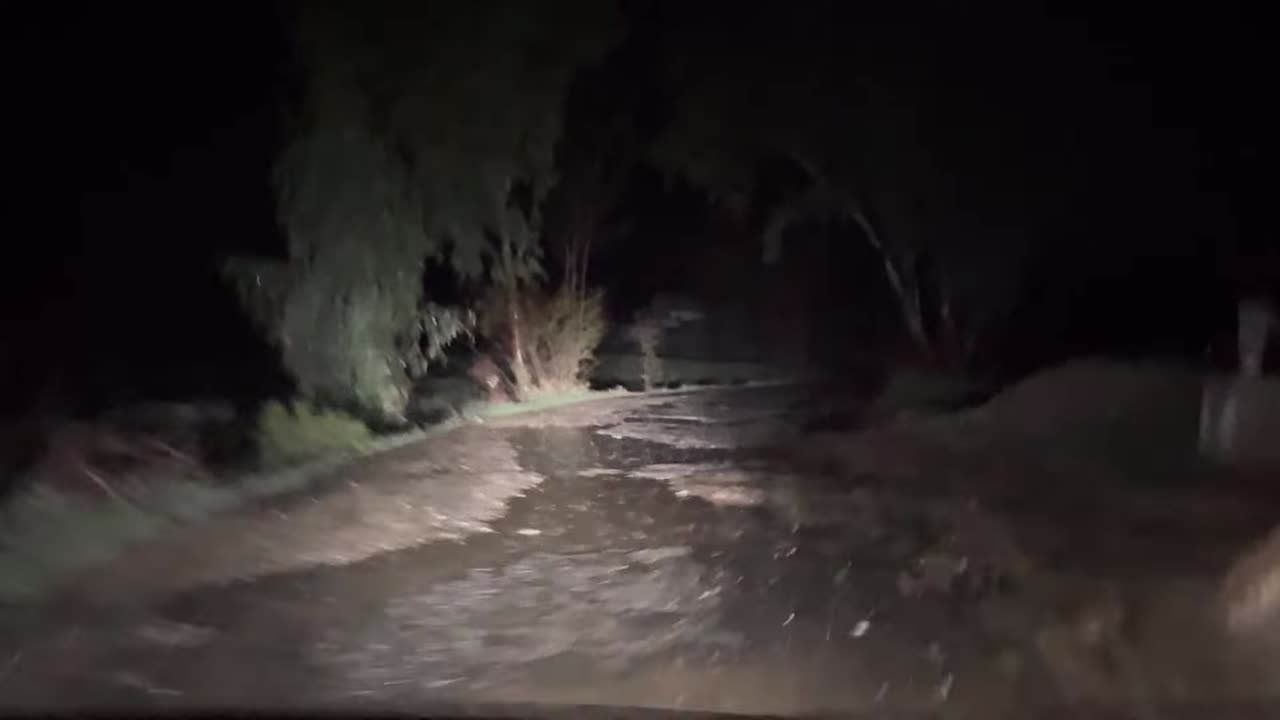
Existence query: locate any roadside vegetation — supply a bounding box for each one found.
[0,4,628,604]
[255,399,374,470]
[0,271,804,606]
[0,278,624,602]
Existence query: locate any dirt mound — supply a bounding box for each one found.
[796,358,1213,502]
[973,359,1204,463]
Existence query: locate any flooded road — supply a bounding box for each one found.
[4,384,1280,717]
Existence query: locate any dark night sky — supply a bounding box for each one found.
[7,5,288,408]
[4,2,1275,409]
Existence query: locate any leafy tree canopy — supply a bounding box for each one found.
[650,4,1061,363]
[228,2,622,418]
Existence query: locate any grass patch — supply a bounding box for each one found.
[0,399,387,604]
[0,481,219,602]
[256,399,374,469]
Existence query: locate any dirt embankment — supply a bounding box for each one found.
[55,425,542,610]
[786,360,1280,707]
[45,392,684,612]
[800,360,1205,478]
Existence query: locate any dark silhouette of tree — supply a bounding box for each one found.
[650,4,1042,366]
[543,25,658,302]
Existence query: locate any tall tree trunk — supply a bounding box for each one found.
[850,208,931,354]
[508,292,527,390]
[938,274,979,367]
[501,245,530,396]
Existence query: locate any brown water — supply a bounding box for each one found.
[3,384,1280,718]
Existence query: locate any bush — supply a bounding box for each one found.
[527,288,607,391]
[227,250,477,425]
[477,286,607,395]
[256,399,373,469]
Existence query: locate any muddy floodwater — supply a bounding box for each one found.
[4,383,1280,718]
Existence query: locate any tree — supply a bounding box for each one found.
[543,22,657,302]
[374,1,621,395]
[226,9,440,422]
[227,2,621,416]
[650,5,1037,367]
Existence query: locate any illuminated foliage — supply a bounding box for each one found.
[227,2,621,419]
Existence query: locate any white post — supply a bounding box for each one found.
[1239,296,1272,378]
[1204,296,1274,462]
